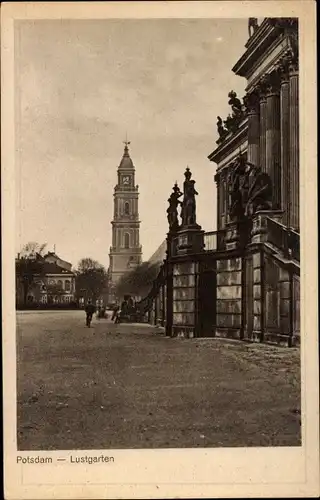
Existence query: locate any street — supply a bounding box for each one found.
[17,311,301,450]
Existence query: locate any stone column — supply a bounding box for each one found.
[258,81,268,172]
[266,72,281,209]
[279,60,290,226]
[289,58,299,230]
[214,172,221,230]
[246,92,260,167]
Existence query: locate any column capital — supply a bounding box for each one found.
[288,55,299,74]
[276,55,290,83]
[243,91,260,114]
[215,168,228,183]
[277,51,298,81]
[254,75,269,101]
[265,71,281,97]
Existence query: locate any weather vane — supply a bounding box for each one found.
[123,132,131,147]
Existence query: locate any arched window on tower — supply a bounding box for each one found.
[124,202,130,215]
[124,233,130,249]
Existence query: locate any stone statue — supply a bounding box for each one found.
[167,183,182,231]
[217,116,227,138]
[245,164,273,216]
[228,157,273,220]
[224,114,234,131]
[227,156,248,220]
[228,90,243,118]
[248,18,259,38]
[181,167,198,227]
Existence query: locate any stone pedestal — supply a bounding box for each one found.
[176,225,204,255]
[166,231,178,259]
[250,210,283,244]
[225,223,240,250]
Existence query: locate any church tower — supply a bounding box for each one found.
[108,141,142,296]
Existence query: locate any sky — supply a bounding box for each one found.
[15,18,248,269]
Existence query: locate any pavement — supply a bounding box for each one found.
[17,310,301,450]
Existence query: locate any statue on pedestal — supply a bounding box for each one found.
[248,18,259,38]
[217,116,227,139]
[245,164,273,216]
[228,91,243,118]
[224,114,234,131]
[167,183,183,231]
[227,156,248,220]
[227,157,273,220]
[181,167,199,227]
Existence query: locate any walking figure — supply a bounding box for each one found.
[85,299,96,328]
[111,303,120,322]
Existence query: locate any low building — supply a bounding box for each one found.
[16,253,76,307]
[42,251,73,271]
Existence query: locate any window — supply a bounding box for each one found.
[65,280,71,292]
[124,202,130,215]
[57,280,63,289]
[124,233,130,248]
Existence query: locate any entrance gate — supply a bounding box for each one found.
[197,260,217,337]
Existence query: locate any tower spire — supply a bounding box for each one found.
[123,133,130,154]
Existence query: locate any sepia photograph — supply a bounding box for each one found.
[2,1,318,499]
[15,14,301,452]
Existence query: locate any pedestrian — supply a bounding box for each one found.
[111,303,120,322]
[96,305,101,319]
[85,299,96,327]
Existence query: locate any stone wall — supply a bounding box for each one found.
[172,261,197,338]
[292,275,300,346]
[263,255,298,346]
[148,239,299,346]
[249,251,263,341]
[216,256,242,339]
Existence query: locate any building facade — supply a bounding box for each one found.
[211,18,299,231]
[16,253,76,307]
[206,17,300,345]
[108,142,142,298]
[138,18,300,347]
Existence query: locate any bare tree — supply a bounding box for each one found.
[16,242,47,306]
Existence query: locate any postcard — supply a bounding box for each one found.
[2,1,319,498]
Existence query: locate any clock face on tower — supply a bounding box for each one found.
[122,175,130,185]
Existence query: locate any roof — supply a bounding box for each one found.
[148,240,167,265]
[119,144,134,170]
[41,262,74,275]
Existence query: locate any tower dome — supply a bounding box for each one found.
[119,142,134,170]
